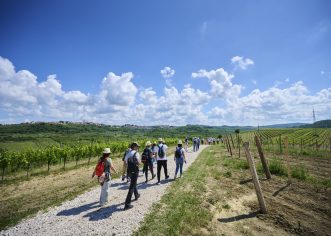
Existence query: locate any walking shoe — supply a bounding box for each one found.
[157,182,161,185]
[135,193,141,201]
[165,175,170,179]
[121,175,126,181]
[124,204,133,210]
[152,174,156,179]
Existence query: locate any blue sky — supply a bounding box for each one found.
[0,0,330,125]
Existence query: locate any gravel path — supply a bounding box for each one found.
[1,145,207,236]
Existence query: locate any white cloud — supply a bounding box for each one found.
[160,66,175,78]
[1,56,330,126]
[231,56,254,70]
[252,80,257,85]
[320,70,325,75]
[192,67,242,99]
[100,72,137,106]
[200,21,208,34]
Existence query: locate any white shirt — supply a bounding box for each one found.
[156,143,168,161]
[124,150,140,162]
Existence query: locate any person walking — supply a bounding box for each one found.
[156,138,169,184]
[174,140,186,179]
[193,137,197,152]
[184,137,189,152]
[142,141,156,183]
[92,148,118,207]
[124,142,141,210]
[121,145,131,182]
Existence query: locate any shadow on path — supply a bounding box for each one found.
[272,182,291,197]
[83,203,124,221]
[57,202,99,216]
[218,211,260,223]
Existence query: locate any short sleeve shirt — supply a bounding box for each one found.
[156,144,168,161]
[124,150,140,162]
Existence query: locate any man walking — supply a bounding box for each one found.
[124,142,141,210]
[156,138,169,184]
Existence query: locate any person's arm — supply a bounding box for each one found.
[135,152,141,165]
[183,151,187,163]
[110,163,117,174]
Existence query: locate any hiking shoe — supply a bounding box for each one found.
[165,175,170,179]
[135,193,141,201]
[124,204,133,210]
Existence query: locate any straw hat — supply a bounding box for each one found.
[158,138,163,142]
[178,140,183,145]
[103,148,111,154]
[145,141,151,146]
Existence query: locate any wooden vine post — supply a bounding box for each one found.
[284,136,292,184]
[254,136,272,179]
[230,134,235,149]
[329,137,331,153]
[224,135,230,153]
[243,142,267,214]
[226,135,233,156]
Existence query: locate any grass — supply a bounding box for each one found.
[291,165,308,180]
[134,147,215,236]
[268,158,287,176]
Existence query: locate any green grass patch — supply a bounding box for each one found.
[221,158,249,170]
[268,158,287,176]
[291,165,308,180]
[134,147,215,236]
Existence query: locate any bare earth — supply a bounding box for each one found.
[0,145,207,236]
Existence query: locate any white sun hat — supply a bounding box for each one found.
[103,148,111,154]
[158,138,163,142]
[178,140,183,145]
[145,141,152,146]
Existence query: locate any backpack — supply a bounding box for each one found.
[127,152,139,173]
[175,147,183,158]
[95,159,105,177]
[141,148,150,163]
[158,144,165,158]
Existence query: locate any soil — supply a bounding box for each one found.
[211,147,331,236]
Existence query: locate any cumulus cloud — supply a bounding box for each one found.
[192,67,242,98]
[160,66,175,78]
[231,56,254,70]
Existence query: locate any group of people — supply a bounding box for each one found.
[92,138,187,210]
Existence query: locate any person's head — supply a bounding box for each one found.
[102,148,111,159]
[131,142,140,150]
[145,141,151,147]
[178,140,183,148]
[152,141,156,146]
[158,138,163,144]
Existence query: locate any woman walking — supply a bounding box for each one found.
[174,140,186,179]
[142,141,156,182]
[92,148,118,207]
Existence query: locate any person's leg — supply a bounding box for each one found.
[149,161,154,177]
[175,159,179,177]
[143,162,148,181]
[164,160,169,179]
[157,160,162,183]
[125,172,137,206]
[180,161,183,176]
[100,181,109,206]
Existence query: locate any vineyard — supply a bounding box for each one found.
[0,138,179,180]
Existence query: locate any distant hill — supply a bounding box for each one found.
[260,123,309,128]
[299,120,331,128]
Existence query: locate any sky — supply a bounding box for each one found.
[0,0,330,126]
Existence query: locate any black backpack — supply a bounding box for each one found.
[158,144,165,158]
[127,152,139,173]
[175,147,182,158]
[142,148,150,162]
